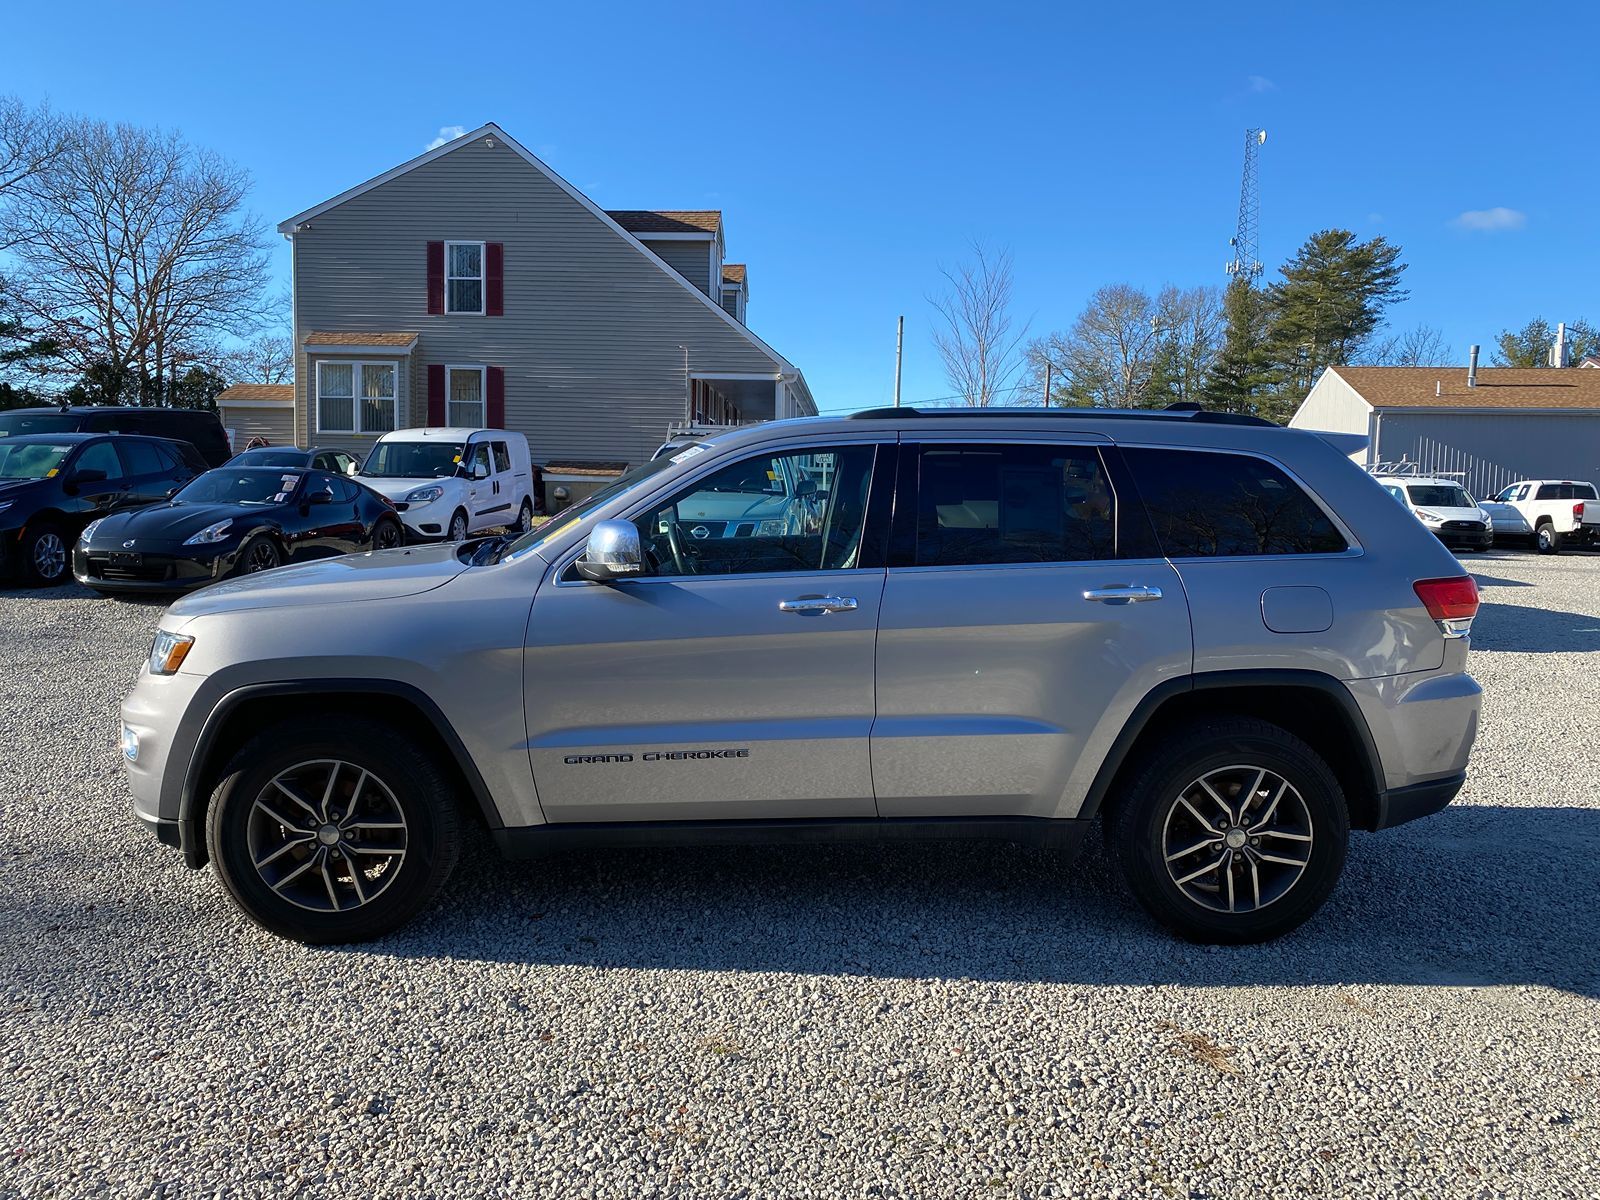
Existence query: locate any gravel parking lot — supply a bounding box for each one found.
[1,551,1597,1199]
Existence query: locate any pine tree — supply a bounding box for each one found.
[1493,317,1600,367]
[1201,279,1278,418]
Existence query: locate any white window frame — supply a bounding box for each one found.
[444,240,486,315]
[315,360,401,435]
[445,364,488,428]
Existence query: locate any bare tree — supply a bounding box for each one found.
[928,244,1029,406]
[1360,323,1453,367]
[0,96,70,249]
[217,331,293,385]
[1152,285,1225,403]
[7,116,271,400]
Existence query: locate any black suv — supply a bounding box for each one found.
[0,406,232,468]
[0,434,208,585]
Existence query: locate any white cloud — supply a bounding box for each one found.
[425,125,467,151]
[1246,75,1277,94]
[1451,206,1527,233]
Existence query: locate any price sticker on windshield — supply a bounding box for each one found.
[671,444,708,464]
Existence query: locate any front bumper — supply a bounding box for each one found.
[74,541,240,593]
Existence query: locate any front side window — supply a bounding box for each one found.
[492,442,511,473]
[71,441,124,481]
[635,445,876,577]
[1123,448,1348,557]
[911,444,1115,567]
[447,366,485,426]
[446,242,484,314]
[317,362,398,434]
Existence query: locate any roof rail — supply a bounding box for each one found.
[846,405,1278,428]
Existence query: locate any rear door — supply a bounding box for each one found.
[113,439,178,507]
[871,438,1192,820]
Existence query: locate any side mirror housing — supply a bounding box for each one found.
[69,467,108,488]
[575,519,644,583]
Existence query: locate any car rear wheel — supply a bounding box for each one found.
[1535,522,1561,554]
[1106,717,1349,944]
[206,716,462,943]
[234,535,282,575]
[373,516,404,550]
[20,523,70,586]
[447,509,468,542]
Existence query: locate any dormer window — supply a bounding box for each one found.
[446,241,485,314]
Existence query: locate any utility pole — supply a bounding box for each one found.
[1043,361,1052,407]
[893,316,904,407]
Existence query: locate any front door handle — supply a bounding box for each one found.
[778,595,858,614]
[1083,584,1164,604]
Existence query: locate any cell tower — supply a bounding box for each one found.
[1225,128,1267,282]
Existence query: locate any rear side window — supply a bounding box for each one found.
[1535,482,1597,500]
[911,444,1116,566]
[1122,448,1347,557]
[116,439,165,477]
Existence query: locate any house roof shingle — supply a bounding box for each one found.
[216,384,294,403]
[303,331,419,348]
[1333,366,1600,411]
[606,210,722,235]
[722,263,747,285]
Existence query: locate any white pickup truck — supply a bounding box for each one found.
[1481,479,1600,553]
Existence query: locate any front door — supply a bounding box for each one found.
[871,440,1192,820]
[523,440,888,823]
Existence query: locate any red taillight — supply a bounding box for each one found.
[1414,575,1479,638]
[1576,502,1586,522]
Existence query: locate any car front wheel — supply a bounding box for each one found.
[447,510,468,542]
[1107,717,1349,944]
[206,716,462,943]
[21,523,70,586]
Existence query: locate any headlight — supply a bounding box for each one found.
[183,519,233,545]
[148,630,194,675]
[0,500,11,516]
[1415,510,1441,523]
[756,519,785,537]
[405,485,444,504]
[80,517,105,543]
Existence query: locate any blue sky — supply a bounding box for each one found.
[9,0,1595,411]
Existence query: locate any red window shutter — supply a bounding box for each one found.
[426,241,444,314]
[485,242,504,316]
[487,366,505,428]
[427,364,445,425]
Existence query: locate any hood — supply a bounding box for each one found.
[1416,505,1487,521]
[359,476,454,502]
[93,502,249,545]
[166,541,470,618]
[0,477,44,501]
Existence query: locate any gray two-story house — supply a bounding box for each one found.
[277,122,815,489]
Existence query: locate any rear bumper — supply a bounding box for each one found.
[1372,772,1466,830]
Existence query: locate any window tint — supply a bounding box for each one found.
[1535,482,1597,500]
[71,441,123,481]
[492,441,511,473]
[635,445,876,577]
[331,476,361,503]
[910,444,1115,566]
[1123,448,1347,557]
[116,439,165,477]
[1407,484,1473,508]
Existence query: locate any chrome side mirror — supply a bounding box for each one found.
[576,519,643,583]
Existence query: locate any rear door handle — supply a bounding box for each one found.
[1083,584,1164,604]
[778,595,858,614]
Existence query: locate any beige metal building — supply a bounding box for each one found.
[214,383,295,451]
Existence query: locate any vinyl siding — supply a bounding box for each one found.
[1369,410,1600,499]
[1290,369,1371,436]
[640,238,713,296]
[217,405,295,450]
[291,137,789,465]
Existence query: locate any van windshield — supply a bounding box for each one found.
[499,455,680,564]
[1408,484,1474,508]
[362,442,465,478]
[0,413,77,437]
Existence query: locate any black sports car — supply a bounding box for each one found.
[72,466,405,593]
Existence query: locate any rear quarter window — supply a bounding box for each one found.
[1121,447,1348,557]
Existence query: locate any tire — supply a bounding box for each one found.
[205,716,462,944]
[233,535,282,576]
[1105,717,1350,944]
[1535,522,1561,555]
[447,509,469,542]
[372,516,404,551]
[512,498,534,534]
[19,522,70,586]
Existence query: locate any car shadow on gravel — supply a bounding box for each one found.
[1472,601,1600,652]
[370,804,1600,997]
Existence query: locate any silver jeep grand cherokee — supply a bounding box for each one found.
[120,407,1482,945]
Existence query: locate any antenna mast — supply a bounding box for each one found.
[1225,128,1267,282]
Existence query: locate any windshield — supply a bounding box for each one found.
[362,441,465,478]
[1408,484,1474,508]
[500,455,681,563]
[175,469,303,506]
[0,441,73,479]
[230,449,305,467]
[0,413,77,437]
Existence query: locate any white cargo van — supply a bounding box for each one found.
[358,428,533,542]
